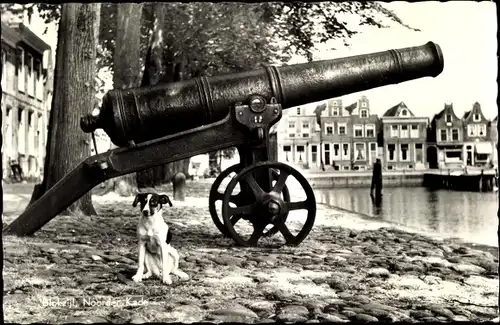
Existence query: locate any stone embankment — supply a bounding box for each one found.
[3,181,498,323]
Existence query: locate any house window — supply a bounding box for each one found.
[338,124,346,135]
[467,124,476,136]
[473,113,480,122]
[1,50,5,90]
[400,125,409,137]
[297,145,305,152]
[388,144,396,161]
[326,125,333,135]
[452,128,459,141]
[401,109,407,116]
[311,145,317,163]
[18,107,25,153]
[27,53,34,97]
[440,129,447,141]
[302,133,309,138]
[360,109,368,118]
[288,122,295,129]
[283,145,291,162]
[354,125,363,137]
[370,143,377,151]
[355,143,365,160]
[36,59,44,100]
[342,143,349,156]
[296,107,301,115]
[445,114,452,123]
[410,124,419,138]
[332,107,340,116]
[391,125,398,137]
[324,144,330,165]
[365,125,375,138]
[302,122,309,129]
[333,144,340,156]
[17,47,25,92]
[288,133,295,138]
[479,124,486,136]
[400,144,409,161]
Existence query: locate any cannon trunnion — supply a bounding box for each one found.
[5,42,444,247]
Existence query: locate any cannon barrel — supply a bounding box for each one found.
[81,42,444,147]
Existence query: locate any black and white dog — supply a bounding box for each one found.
[131,193,189,284]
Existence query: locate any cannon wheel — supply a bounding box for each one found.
[221,161,316,247]
[209,164,290,237]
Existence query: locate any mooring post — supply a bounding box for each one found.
[479,169,484,192]
[172,172,186,201]
[370,158,382,206]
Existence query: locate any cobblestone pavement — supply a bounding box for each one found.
[3,180,499,323]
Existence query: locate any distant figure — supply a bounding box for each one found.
[370,158,382,206]
[10,159,23,182]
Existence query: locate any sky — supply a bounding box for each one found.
[23,1,498,120]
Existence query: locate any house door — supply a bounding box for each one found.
[427,146,438,169]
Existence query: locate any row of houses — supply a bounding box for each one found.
[276,96,498,171]
[1,14,54,180]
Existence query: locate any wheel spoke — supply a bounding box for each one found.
[248,225,266,246]
[244,173,266,198]
[284,200,308,211]
[214,191,224,201]
[273,220,296,244]
[229,204,253,216]
[272,170,290,194]
[230,214,242,225]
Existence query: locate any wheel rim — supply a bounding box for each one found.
[221,161,316,247]
[209,164,291,238]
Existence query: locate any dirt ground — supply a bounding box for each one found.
[3,180,499,323]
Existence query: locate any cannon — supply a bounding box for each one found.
[4,42,444,247]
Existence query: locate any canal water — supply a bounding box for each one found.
[314,187,499,247]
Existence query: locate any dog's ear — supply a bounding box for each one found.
[133,193,145,207]
[159,194,172,207]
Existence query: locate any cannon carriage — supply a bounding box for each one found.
[4,42,444,247]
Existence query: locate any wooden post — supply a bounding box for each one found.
[479,169,484,192]
[172,172,186,201]
[370,158,382,206]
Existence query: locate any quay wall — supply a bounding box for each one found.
[305,172,424,189]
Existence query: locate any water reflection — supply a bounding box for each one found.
[315,187,499,247]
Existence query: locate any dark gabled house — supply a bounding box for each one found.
[428,103,464,169]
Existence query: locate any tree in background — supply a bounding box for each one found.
[314,103,327,171]
[99,3,143,196]
[3,2,415,194]
[30,3,101,215]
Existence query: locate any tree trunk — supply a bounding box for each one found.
[30,3,100,215]
[100,3,143,196]
[135,3,190,188]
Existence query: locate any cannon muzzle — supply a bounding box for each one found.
[81,42,444,147]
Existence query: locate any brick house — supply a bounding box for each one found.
[1,19,53,180]
[428,103,465,169]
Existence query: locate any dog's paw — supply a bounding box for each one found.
[143,272,152,280]
[132,274,143,283]
[177,271,190,281]
[162,276,173,285]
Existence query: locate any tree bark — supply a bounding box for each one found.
[30,3,100,215]
[136,3,190,188]
[100,2,143,196]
